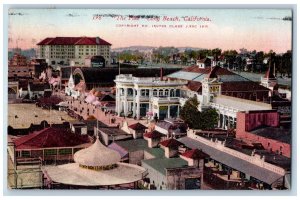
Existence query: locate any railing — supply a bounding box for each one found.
[151,96,180,103]
[210,103,240,113]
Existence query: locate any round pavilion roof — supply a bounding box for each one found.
[43,162,146,186]
[74,137,121,167]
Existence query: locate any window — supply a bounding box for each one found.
[145,89,149,97]
[21,151,30,157]
[153,89,157,96]
[59,148,72,155]
[159,89,164,97]
[170,89,175,97]
[175,89,180,97]
[164,89,169,96]
[44,149,57,156]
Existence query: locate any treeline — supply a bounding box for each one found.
[112,47,292,76]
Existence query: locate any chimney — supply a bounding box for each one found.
[96,37,100,44]
[160,67,163,81]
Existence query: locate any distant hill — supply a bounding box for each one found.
[112,46,203,53]
[112,46,156,52]
[177,47,203,52]
[8,48,36,60]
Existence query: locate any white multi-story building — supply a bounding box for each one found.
[37,36,111,66]
[114,74,187,120]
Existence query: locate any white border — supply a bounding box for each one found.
[1,0,299,200]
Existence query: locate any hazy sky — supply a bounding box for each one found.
[8,9,292,53]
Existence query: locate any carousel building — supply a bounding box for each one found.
[42,136,147,189]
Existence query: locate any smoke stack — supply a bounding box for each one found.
[160,67,163,81]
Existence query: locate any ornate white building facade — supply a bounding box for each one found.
[114,74,187,120]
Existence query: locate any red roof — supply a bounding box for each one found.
[181,149,209,159]
[13,127,91,150]
[207,66,220,78]
[128,123,147,131]
[186,81,202,93]
[160,139,183,148]
[37,37,111,46]
[36,38,54,45]
[144,130,163,139]
[221,81,269,93]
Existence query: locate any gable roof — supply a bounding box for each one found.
[37,37,111,46]
[186,81,202,93]
[160,138,183,148]
[181,149,209,159]
[207,66,220,78]
[144,130,163,139]
[128,122,147,131]
[12,127,91,150]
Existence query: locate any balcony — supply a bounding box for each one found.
[151,96,180,104]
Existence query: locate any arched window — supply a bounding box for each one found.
[145,89,149,97]
[164,89,169,97]
[120,88,124,96]
[159,89,164,97]
[153,89,158,96]
[128,88,133,96]
[141,89,146,96]
[170,89,175,97]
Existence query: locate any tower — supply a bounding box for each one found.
[261,62,277,94]
[201,66,222,106]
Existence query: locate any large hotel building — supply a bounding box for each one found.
[37,36,111,66]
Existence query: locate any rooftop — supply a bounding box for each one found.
[76,67,181,86]
[181,149,209,159]
[113,139,148,152]
[213,95,272,111]
[37,37,112,46]
[98,127,129,135]
[128,122,147,131]
[250,126,291,144]
[12,127,91,150]
[178,136,286,185]
[160,138,183,148]
[144,147,165,159]
[142,157,188,176]
[43,162,145,186]
[194,132,290,169]
[144,130,164,139]
[74,137,121,167]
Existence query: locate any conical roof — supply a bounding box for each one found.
[74,137,121,167]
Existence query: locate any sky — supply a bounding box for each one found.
[8,9,292,53]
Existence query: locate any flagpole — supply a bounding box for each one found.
[118,53,120,75]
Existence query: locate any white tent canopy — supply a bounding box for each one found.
[74,137,121,167]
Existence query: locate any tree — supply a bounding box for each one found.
[222,50,238,69]
[180,97,219,129]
